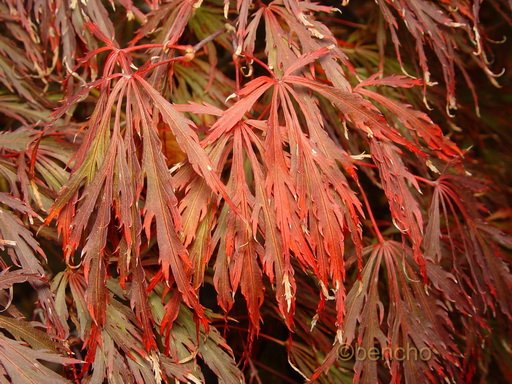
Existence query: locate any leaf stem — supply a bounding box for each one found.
[357,182,384,243]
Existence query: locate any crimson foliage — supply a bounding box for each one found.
[0,0,511,383]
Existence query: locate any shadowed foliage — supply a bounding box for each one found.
[0,0,511,383]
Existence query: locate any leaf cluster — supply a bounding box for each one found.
[0,0,511,383]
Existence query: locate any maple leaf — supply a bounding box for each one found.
[202,56,367,337]
[0,333,80,384]
[424,174,512,319]
[0,196,68,339]
[0,269,40,291]
[44,44,237,331]
[355,75,462,161]
[374,0,502,112]
[315,241,463,383]
[0,0,511,382]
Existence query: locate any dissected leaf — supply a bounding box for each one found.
[0,334,79,384]
[0,0,510,383]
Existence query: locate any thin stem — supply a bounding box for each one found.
[193,28,225,52]
[414,175,437,186]
[241,52,275,78]
[358,182,384,243]
[123,43,165,53]
[136,56,186,75]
